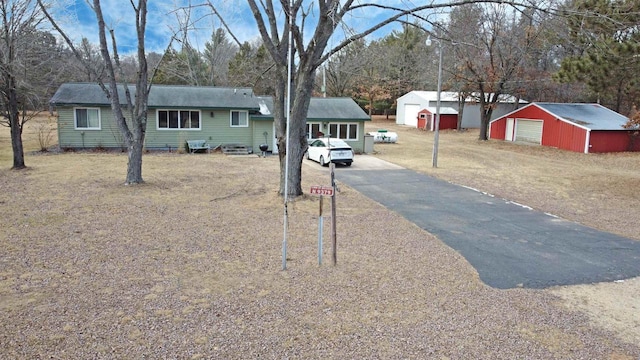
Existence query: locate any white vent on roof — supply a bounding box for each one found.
[258,99,270,115]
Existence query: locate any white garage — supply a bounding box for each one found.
[403,104,420,127]
[396,91,526,129]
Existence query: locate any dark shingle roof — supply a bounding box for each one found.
[536,103,631,130]
[50,83,260,110]
[254,96,370,121]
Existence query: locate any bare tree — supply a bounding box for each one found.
[40,0,162,184]
[213,0,550,196]
[71,38,105,82]
[0,0,51,169]
[38,0,175,185]
[321,39,367,97]
[445,4,549,140]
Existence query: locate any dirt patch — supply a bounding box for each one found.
[550,278,640,345]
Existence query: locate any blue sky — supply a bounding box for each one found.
[54,1,438,55]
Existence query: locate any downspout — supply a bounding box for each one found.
[584,129,591,154]
[55,107,61,151]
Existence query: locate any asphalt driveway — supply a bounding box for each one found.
[321,156,640,289]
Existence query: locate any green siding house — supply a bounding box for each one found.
[50,83,371,153]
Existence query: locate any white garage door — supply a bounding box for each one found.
[515,119,543,144]
[404,104,420,127]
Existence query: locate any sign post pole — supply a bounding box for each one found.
[310,184,335,265]
[318,195,323,265]
[330,163,337,266]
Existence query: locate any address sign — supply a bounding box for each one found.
[310,185,334,196]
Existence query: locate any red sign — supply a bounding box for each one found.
[310,185,334,196]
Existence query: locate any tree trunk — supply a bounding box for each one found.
[479,100,498,141]
[477,89,501,141]
[278,101,313,196]
[277,66,315,197]
[457,94,465,131]
[278,133,306,196]
[7,82,26,169]
[10,114,26,170]
[125,138,144,184]
[479,112,490,141]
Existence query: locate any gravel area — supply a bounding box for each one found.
[1,152,638,359]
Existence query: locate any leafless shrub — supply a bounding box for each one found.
[36,118,55,152]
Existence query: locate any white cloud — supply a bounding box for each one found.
[49,0,445,55]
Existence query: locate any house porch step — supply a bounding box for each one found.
[221,144,253,155]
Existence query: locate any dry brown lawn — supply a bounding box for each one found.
[0,114,638,358]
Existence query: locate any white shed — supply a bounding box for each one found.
[396,91,527,129]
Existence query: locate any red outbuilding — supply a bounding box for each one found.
[417,107,458,131]
[489,103,640,153]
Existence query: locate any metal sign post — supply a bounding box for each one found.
[330,162,337,265]
[310,185,335,266]
[318,195,323,265]
[282,0,294,271]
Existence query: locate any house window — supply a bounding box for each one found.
[157,110,201,130]
[230,110,248,127]
[328,123,358,140]
[75,108,101,130]
[306,123,323,139]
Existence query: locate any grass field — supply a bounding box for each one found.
[0,114,639,358]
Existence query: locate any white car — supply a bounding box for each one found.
[306,138,354,166]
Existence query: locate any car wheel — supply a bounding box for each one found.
[306,151,310,160]
[345,162,352,167]
[319,155,328,166]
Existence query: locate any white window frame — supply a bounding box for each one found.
[328,122,359,140]
[306,122,323,140]
[156,109,202,130]
[230,110,249,127]
[74,107,101,130]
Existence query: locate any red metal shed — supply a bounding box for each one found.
[489,103,640,153]
[417,107,458,131]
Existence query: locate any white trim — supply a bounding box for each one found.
[514,118,544,144]
[230,110,249,127]
[505,118,515,141]
[327,122,359,141]
[156,109,202,130]
[489,102,536,126]
[584,129,591,153]
[489,102,593,131]
[306,122,323,140]
[74,107,101,130]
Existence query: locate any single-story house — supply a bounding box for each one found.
[396,91,527,129]
[417,107,458,131]
[488,102,640,153]
[49,83,371,154]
